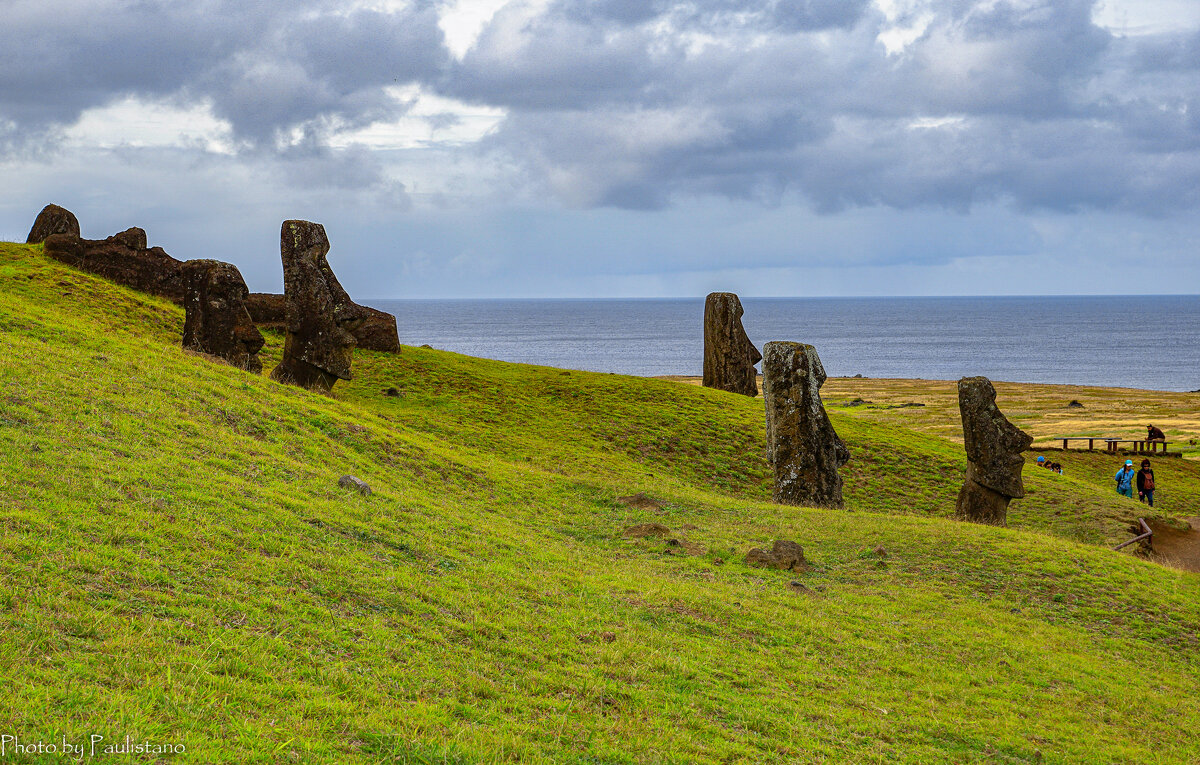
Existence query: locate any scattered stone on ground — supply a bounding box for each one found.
[43,229,186,302]
[663,538,704,555]
[181,259,264,373]
[787,580,813,594]
[844,398,872,406]
[623,522,670,539]
[955,376,1033,526]
[702,292,762,397]
[1068,400,1085,408]
[679,523,698,531]
[745,539,810,571]
[578,631,618,644]
[383,387,401,397]
[270,220,368,392]
[338,475,371,495]
[26,204,80,243]
[617,492,664,511]
[762,342,850,507]
[873,545,888,557]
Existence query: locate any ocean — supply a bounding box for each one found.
[367,295,1200,392]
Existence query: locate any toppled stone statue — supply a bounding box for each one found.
[270,220,367,392]
[762,342,850,507]
[43,229,185,302]
[956,376,1033,525]
[246,292,400,352]
[181,259,264,373]
[26,204,80,244]
[703,292,761,396]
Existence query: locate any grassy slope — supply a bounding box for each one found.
[2,242,1199,763]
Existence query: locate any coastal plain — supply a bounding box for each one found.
[2,241,1200,763]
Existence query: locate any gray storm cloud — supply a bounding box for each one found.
[1,0,1198,217]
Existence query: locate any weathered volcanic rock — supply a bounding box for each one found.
[955,376,1033,525]
[745,540,810,571]
[269,220,368,392]
[110,227,147,250]
[181,259,264,373]
[762,342,850,507]
[43,231,185,302]
[245,293,287,329]
[246,292,399,352]
[26,204,80,243]
[703,292,762,396]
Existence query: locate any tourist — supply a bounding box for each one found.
[1137,459,1156,507]
[1147,424,1166,443]
[1115,460,1136,498]
[1036,456,1045,466]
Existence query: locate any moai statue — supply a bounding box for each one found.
[703,292,761,396]
[269,220,367,392]
[26,204,80,243]
[181,259,265,373]
[762,341,850,507]
[956,376,1033,526]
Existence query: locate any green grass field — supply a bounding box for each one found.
[2,241,1199,763]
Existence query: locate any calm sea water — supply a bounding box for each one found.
[368,296,1200,392]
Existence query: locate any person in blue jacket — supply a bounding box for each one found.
[1115,459,1136,498]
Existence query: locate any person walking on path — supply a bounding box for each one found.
[1115,459,1136,499]
[1137,459,1156,507]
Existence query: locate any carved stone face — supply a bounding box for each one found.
[703,292,762,397]
[761,341,850,508]
[181,259,264,373]
[275,220,367,386]
[958,376,1034,498]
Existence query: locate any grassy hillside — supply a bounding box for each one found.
[2,241,1200,763]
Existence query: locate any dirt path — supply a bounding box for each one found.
[1148,517,1200,572]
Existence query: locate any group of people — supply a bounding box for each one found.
[1115,458,1156,506]
[1034,456,1063,474]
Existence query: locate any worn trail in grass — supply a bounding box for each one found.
[2,242,1199,763]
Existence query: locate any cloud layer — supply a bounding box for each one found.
[2,0,1199,297]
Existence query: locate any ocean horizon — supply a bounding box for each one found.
[367,295,1200,392]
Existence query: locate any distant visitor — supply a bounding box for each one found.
[181,259,265,373]
[1115,459,1136,499]
[270,220,367,392]
[1136,459,1156,506]
[702,292,761,397]
[762,341,850,507]
[956,376,1033,525]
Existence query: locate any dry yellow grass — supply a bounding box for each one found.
[658,375,1200,456]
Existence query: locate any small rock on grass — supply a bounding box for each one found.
[745,540,810,571]
[383,387,401,397]
[338,475,371,495]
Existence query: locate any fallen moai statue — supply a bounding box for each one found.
[26,204,80,244]
[43,227,185,303]
[269,220,367,392]
[762,341,850,507]
[246,291,400,352]
[956,376,1033,526]
[703,292,761,396]
[181,259,265,373]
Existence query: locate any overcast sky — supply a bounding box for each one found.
[2,0,1198,298]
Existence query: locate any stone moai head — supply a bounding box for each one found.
[761,341,850,507]
[957,376,1033,499]
[27,204,80,244]
[270,220,367,391]
[181,259,265,373]
[703,292,762,397]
